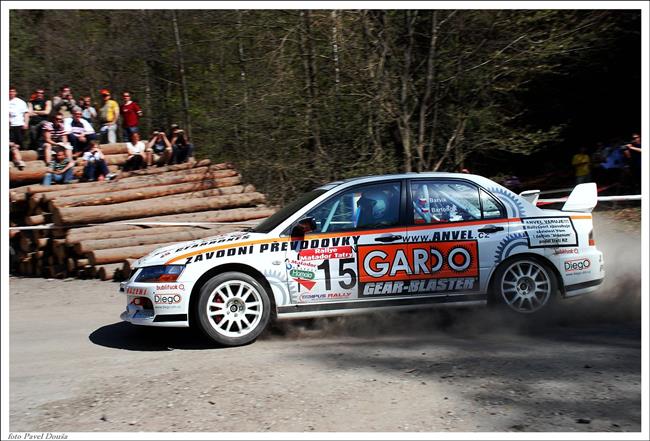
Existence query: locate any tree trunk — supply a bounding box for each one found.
[171,10,192,139]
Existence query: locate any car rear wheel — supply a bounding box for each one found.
[494,257,557,314]
[196,272,271,346]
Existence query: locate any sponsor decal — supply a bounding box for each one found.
[285,259,319,270]
[126,286,148,296]
[175,234,252,252]
[154,293,182,304]
[522,217,578,248]
[553,248,579,255]
[404,230,475,243]
[564,258,591,274]
[298,246,354,261]
[155,283,185,291]
[298,292,353,302]
[362,277,477,296]
[358,241,479,297]
[289,269,315,280]
[184,245,255,264]
[293,278,317,291]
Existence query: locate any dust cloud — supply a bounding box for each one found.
[268,210,641,340]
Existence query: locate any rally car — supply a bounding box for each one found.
[120,173,604,346]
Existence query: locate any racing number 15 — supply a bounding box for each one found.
[317,258,357,290]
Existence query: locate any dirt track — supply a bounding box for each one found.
[9,212,642,432]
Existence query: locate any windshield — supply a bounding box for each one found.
[252,189,327,234]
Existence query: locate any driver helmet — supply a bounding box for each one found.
[358,189,390,223]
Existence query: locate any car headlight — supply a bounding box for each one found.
[134,265,185,283]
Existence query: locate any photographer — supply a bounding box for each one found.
[169,124,194,164]
[82,140,110,182]
[146,129,172,166]
[52,86,76,119]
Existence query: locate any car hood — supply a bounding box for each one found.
[132,230,269,268]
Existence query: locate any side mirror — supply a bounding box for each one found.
[291,216,317,238]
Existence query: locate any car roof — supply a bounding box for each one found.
[316,172,485,190]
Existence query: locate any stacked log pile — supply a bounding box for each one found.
[9,147,274,281]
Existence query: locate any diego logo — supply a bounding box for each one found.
[564,258,591,272]
[154,294,182,304]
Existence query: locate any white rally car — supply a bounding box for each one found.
[120,173,604,346]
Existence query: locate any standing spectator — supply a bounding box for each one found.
[146,129,172,166]
[120,91,143,142]
[123,132,146,171]
[41,113,72,164]
[82,140,110,182]
[42,148,74,186]
[623,133,642,193]
[571,146,591,184]
[65,107,97,157]
[98,89,119,144]
[9,86,29,152]
[52,85,76,119]
[27,88,52,149]
[169,125,194,164]
[79,96,97,127]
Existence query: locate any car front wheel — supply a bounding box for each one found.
[196,272,271,346]
[494,257,557,314]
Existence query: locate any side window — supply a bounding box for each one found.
[411,181,481,224]
[480,190,506,219]
[305,182,402,233]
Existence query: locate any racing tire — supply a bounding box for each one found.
[492,256,558,315]
[195,272,271,347]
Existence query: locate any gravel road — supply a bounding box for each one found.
[8,212,641,433]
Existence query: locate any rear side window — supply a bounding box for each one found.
[411,181,482,224]
[481,189,506,219]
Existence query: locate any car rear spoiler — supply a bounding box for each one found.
[520,183,598,212]
[561,183,598,212]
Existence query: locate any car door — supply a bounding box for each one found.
[284,180,407,304]
[406,178,510,298]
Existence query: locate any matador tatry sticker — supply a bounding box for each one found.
[358,241,479,283]
[298,246,354,261]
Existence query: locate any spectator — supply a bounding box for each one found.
[41,113,72,164]
[146,129,172,166]
[169,125,194,164]
[42,148,74,186]
[52,85,76,119]
[9,141,26,170]
[623,133,642,193]
[9,86,29,153]
[571,146,591,184]
[79,96,97,127]
[65,107,97,157]
[98,89,119,144]
[120,91,143,142]
[82,140,110,182]
[123,132,146,171]
[27,88,52,149]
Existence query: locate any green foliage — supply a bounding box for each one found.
[10,9,639,203]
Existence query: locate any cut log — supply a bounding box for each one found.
[51,175,242,208]
[40,166,236,202]
[10,165,120,185]
[88,241,181,265]
[66,225,211,245]
[115,158,214,178]
[98,143,129,155]
[65,207,273,239]
[75,226,235,254]
[25,213,51,225]
[53,191,265,225]
[16,150,39,161]
[96,263,123,281]
[122,259,136,276]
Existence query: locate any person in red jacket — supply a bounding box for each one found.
[120,91,143,142]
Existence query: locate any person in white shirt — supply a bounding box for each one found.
[82,140,110,181]
[9,87,29,169]
[64,107,97,157]
[123,132,146,171]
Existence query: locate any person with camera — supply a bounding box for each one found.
[98,89,119,144]
[82,140,110,182]
[52,85,76,119]
[169,124,194,164]
[146,129,172,166]
[120,91,143,142]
